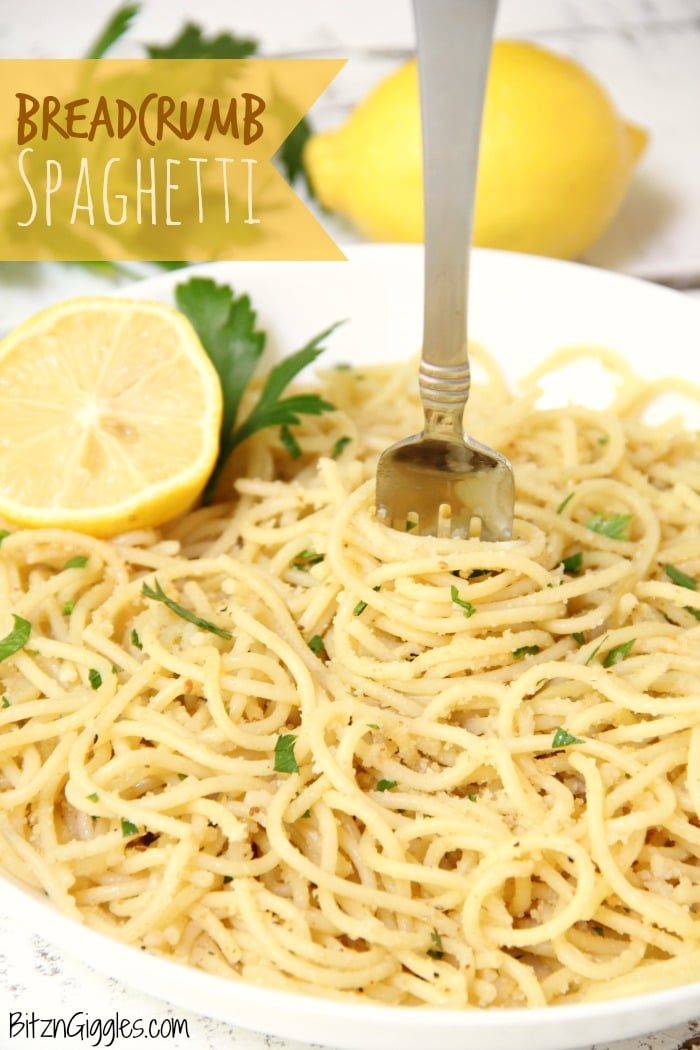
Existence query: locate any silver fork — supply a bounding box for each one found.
[375,0,514,541]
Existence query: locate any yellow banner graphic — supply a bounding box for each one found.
[0,59,345,261]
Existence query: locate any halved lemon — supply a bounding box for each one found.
[0,296,222,538]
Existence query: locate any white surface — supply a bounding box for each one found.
[3,245,700,1050]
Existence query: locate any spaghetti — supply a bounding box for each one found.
[1,344,700,1008]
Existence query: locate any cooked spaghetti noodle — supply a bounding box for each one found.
[1,344,700,1008]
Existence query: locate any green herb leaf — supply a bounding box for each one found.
[88,668,103,690]
[513,645,540,660]
[64,555,89,569]
[405,519,417,532]
[353,585,380,616]
[1,696,10,708]
[367,723,381,731]
[292,549,324,571]
[572,631,586,645]
[223,875,234,883]
[62,600,75,616]
[603,639,635,668]
[280,424,303,459]
[176,279,265,478]
[551,727,584,748]
[274,733,299,774]
[592,924,605,936]
[85,2,139,59]
[561,551,583,575]
[229,332,338,447]
[308,634,326,657]
[585,636,607,666]
[585,512,632,540]
[121,818,139,837]
[277,115,313,191]
[376,779,398,792]
[330,435,351,459]
[665,563,697,590]
[450,585,475,618]
[131,629,143,650]
[556,492,575,514]
[0,529,10,545]
[142,578,232,639]
[87,792,100,803]
[0,615,31,663]
[684,606,700,621]
[175,278,338,502]
[427,929,444,960]
[145,22,257,59]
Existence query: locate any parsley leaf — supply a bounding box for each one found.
[603,639,635,667]
[353,585,380,616]
[64,555,89,569]
[331,436,352,459]
[176,279,265,467]
[121,818,139,837]
[665,563,697,590]
[280,424,303,459]
[274,733,299,774]
[427,929,444,960]
[88,668,103,690]
[141,578,232,639]
[561,551,583,575]
[0,616,31,663]
[175,278,338,502]
[277,115,314,193]
[292,549,324,571]
[0,529,10,545]
[131,629,143,650]
[551,727,584,748]
[144,24,316,196]
[513,645,540,660]
[308,634,327,658]
[229,328,338,445]
[376,779,398,792]
[585,513,632,540]
[585,636,607,666]
[556,492,575,514]
[450,585,475,618]
[85,2,139,59]
[145,23,257,59]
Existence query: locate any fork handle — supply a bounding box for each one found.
[413,0,498,423]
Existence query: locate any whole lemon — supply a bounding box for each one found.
[304,40,647,259]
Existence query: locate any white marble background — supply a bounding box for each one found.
[1,2,700,1048]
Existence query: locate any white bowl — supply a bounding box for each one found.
[3,245,700,1050]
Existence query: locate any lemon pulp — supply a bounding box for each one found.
[0,297,222,537]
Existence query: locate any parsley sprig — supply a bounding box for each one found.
[175,278,338,502]
[85,5,314,193]
[0,616,31,663]
[142,578,232,639]
[85,3,139,59]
